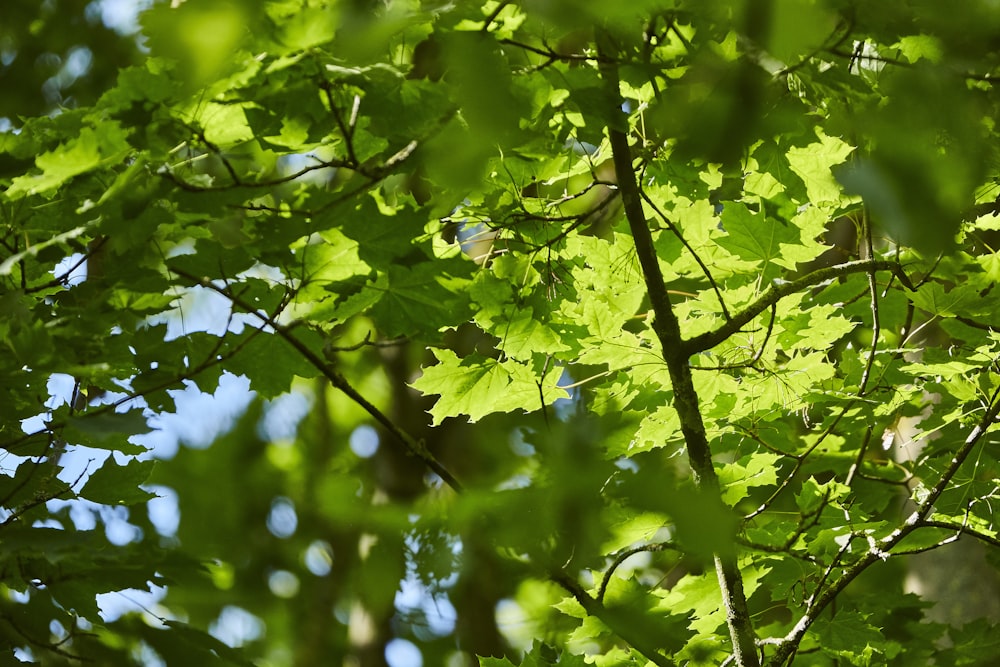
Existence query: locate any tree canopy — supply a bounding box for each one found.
[2,1,1000,665]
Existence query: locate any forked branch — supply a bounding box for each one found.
[597,31,761,667]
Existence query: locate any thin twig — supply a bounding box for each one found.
[499,38,611,64]
[169,266,465,492]
[690,303,776,371]
[320,80,361,168]
[161,156,350,192]
[597,542,674,603]
[480,1,511,32]
[324,331,410,353]
[638,169,731,321]
[857,210,880,396]
[918,520,1000,549]
[550,571,678,667]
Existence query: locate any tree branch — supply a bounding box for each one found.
[480,1,511,32]
[857,211,880,396]
[683,259,901,356]
[597,31,760,667]
[917,520,1000,549]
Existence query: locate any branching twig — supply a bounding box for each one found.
[1,616,87,662]
[683,259,903,356]
[742,405,848,521]
[917,520,1000,549]
[741,489,829,555]
[0,460,87,527]
[320,80,361,168]
[161,156,350,192]
[778,17,854,77]
[193,126,242,185]
[690,303,775,371]
[22,237,107,294]
[323,331,410,353]
[765,386,1000,665]
[499,38,611,64]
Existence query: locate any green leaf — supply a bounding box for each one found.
[480,640,590,666]
[64,410,150,454]
[717,453,780,506]
[786,129,854,204]
[411,349,568,425]
[602,513,668,554]
[227,329,322,398]
[629,403,682,455]
[894,35,944,64]
[944,618,1000,663]
[364,261,474,337]
[80,458,156,505]
[485,306,568,361]
[717,203,814,273]
[267,1,338,51]
[0,526,100,559]
[5,124,131,199]
[162,620,257,667]
[811,611,885,661]
[796,477,848,514]
[0,462,65,510]
[776,302,858,351]
[910,282,980,317]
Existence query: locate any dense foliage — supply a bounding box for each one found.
[2,1,1000,665]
